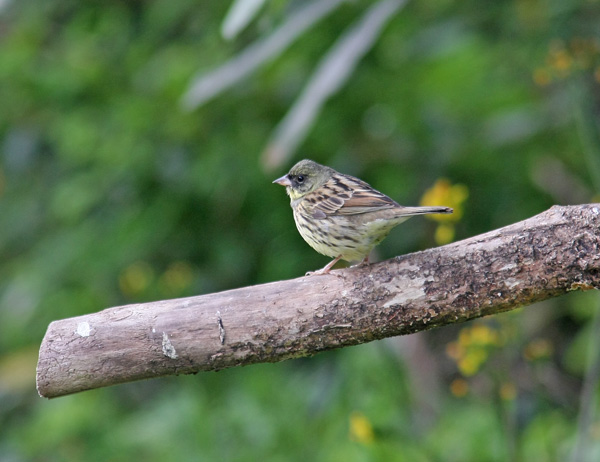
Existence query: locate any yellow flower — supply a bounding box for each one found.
[523,338,553,361]
[458,349,488,376]
[500,382,517,401]
[469,324,500,346]
[119,261,154,297]
[349,412,375,445]
[538,37,600,82]
[420,178,468,245]
[533,67,552,86]
[450,324,504,376]
[435,223,455,246]
[549,46,573,74]
[159,261,194,295]
[445,341,463,361]
[450,378,469,398]
[420,178,468,223]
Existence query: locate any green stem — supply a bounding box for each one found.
[569,294,600,462]
[571,79,600,194]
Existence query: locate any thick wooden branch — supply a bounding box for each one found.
[37,204,600,398]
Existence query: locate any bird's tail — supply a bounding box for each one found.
[396,206,453,217]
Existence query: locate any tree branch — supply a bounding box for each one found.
[37,204,600,398]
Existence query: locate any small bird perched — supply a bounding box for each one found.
[273,159,453,275]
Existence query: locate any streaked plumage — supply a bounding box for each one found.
[274,159,453,275]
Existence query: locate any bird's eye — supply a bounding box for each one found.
[297,175,305,183]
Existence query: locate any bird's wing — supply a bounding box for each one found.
[305,173,398,218]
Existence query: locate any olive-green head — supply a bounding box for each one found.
[273,159,335,201]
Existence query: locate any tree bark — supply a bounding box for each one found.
[36,204,600,398]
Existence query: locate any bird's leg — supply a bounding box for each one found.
[349,255,370,269]
[306,256,342,276]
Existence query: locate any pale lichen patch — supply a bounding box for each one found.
[382,276,432,308]
[162,332,178,359]
[76,322,91,337]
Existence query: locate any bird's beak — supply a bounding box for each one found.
[273,175,292,187]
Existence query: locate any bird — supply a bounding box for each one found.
[273,159,453,275]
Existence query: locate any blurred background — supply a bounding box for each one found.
[1,0,600,460]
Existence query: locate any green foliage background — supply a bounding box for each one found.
[1,0,600,460]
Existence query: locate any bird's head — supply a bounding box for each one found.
[273,159,334,201]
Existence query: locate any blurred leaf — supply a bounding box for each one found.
[262,0,406,170]
[181,0,346,110]
[221,0,266,40]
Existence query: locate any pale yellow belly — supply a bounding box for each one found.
[293,211,409,262]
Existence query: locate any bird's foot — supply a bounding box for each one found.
[305,256,342,276]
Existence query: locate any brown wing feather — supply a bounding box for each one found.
[303,173,398,218]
